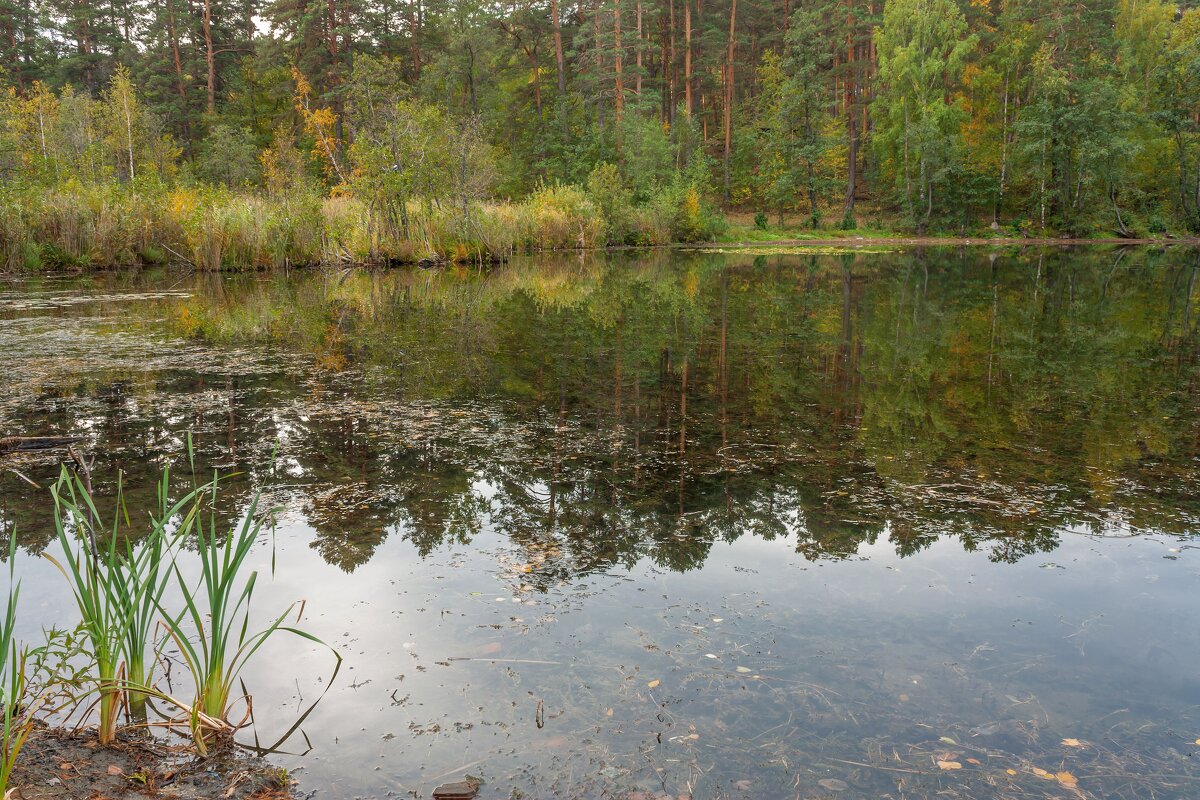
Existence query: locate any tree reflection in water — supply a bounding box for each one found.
[1,246,1197,577]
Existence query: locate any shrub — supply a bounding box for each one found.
[587,163,637,245]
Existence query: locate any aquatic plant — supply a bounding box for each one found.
[0,541,79,798]
[1,537,26,798]
[46,466,199,743]
[159,474,338,755]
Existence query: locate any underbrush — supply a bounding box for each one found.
[0,178,726,272]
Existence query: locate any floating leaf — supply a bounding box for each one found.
[1032,768,1054,780]
[1056,772,1078,787]
[735,666,752,673]
[966,758,981,765]
[705,653,719,659]
[734,780,751,791]
[936,761,963,770]
[1005,769,1017,776]
[939,737,958,745]
[647,680,660,689]
[1062,738,1084,747]
[816,778,848,791]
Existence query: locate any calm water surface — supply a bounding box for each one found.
[2,247,1199,799]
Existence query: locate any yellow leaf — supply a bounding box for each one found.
[647,680,660,689]
[1195,739,1200,746]
[1062,738,1084,747]
[1006,769,1017,776]
[966,758,981,765]
[1056,771,1078,787]
[937,761,963,770]
[1032,768,1054,780]
[939,736,958,745]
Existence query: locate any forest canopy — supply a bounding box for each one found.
[1,0,1199,244]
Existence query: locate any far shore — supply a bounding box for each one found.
[685,235,1200,249]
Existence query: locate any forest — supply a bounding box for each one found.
[2,0,1200,268]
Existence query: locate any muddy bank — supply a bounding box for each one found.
[8,727,295,800]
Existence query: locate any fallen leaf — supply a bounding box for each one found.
[735,666,752,674]
[734,780,751,790]
[1056,771,1078,787]
[1195,739,1200,746]
[712,618,724,623]
[605,708,613,717]
[1062,738,1084,747]
[939,736,958,745]
[1006,769,1017,776]
[936,761,963,771]
[704,653,719,659]
[1032,768,1054,780]
[106,766,123,776]
[647,680,660,689]
[816,778,848,792]
[898,694,910,702]
[966,758,981,765]
[685,733,699,740]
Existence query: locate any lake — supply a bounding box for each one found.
[2,246,1199,799]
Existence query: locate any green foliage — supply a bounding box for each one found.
[3,0,1200,245]
[196,124,262,188]
[872,0,976,231]
[587,163,637,245]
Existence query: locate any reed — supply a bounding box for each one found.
[1,178,721,273]
[45,466,199,743]
[1,536,26,798]
[159,475,337,754]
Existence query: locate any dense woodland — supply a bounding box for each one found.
[2,0,1200,265]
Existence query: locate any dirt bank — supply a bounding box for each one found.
[8,726,294,800]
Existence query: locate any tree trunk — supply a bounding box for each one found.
[203,0,215,114]
[722,0,737,203]
[551,0,566,94]
[668,0,676,124]
[635,0,643,95]
[842,0,855,214]
[684,0,692,115]
[167,0,186,107]
[615,1,624,124]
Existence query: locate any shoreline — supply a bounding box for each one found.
[10,725,295,800]
[688,235,1200,248]
[1,236,1197,278]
